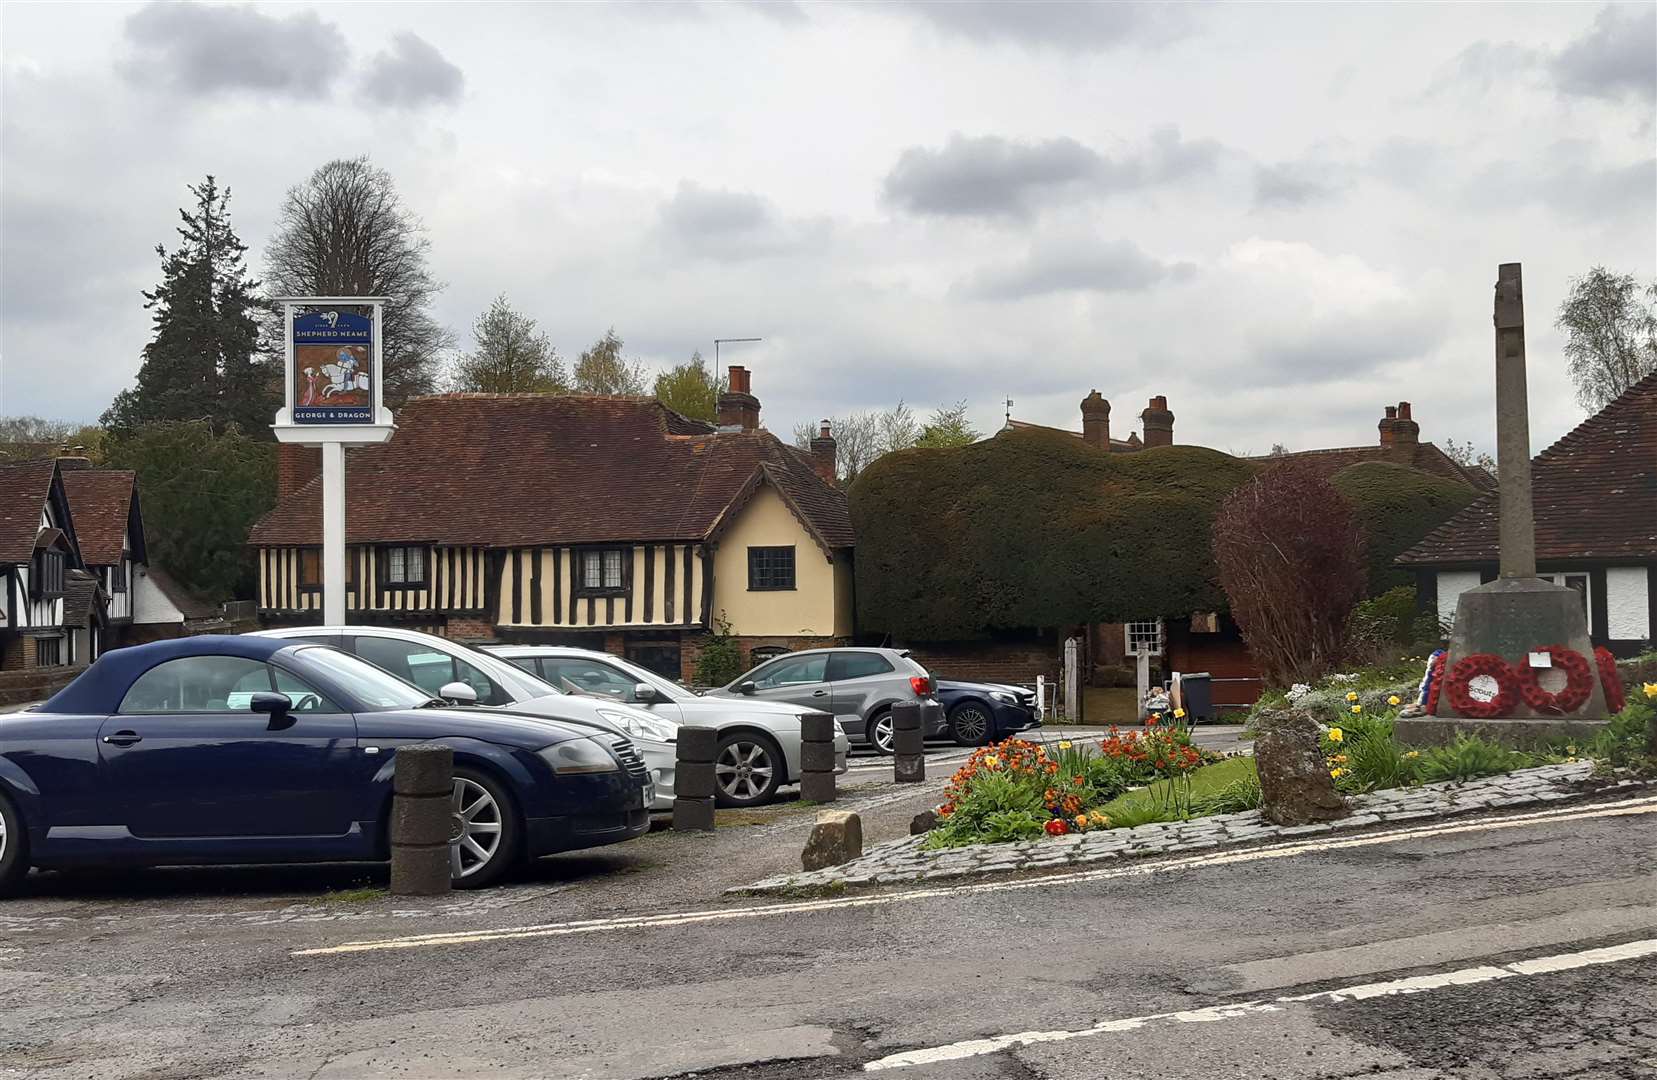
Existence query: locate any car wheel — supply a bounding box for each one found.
[714,732,784,807]
[450,768,520,890]
[948,702,994,747]
[0,791,29,898]
[869,711,896,756]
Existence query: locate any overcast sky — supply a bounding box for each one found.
[2,1,1652,457]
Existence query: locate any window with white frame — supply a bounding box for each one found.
[381,546,427,588]
[1125,619,1164,656]
[1541,572,1590,618]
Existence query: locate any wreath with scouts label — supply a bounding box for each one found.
[1513,645,1592,714]
[1444,653,1520,718]
[1596,646,1626,715]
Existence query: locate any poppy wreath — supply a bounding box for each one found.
[1424,651,1448,714]
[1444,653,1520,718]
[1513,645,1593,714]
[1596,646,1627,715]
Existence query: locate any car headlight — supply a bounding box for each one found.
[596,708,678,744]
[990,691,1016,704]
[539,737,620,774]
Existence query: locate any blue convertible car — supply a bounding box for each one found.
[0,636,652,895]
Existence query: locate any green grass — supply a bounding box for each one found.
[1098,755,1258,820]
[318,886,387,904]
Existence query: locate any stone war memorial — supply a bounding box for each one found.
[1397,263,1613,747]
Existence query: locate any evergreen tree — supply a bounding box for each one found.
[653,350,725,420]
[103,176,271,435]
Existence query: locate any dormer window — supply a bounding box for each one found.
[33,548,65,601]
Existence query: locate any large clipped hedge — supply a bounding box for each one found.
[849,428,1257,640]
[1330,461,1480,595]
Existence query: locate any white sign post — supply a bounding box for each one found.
[272,297,394,625]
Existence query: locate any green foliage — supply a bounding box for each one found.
[573,328,649,395]
[1190,773,1264,815]
[102,420,275,601]
[694,612,744,687]
[914,401,980,449]
[1555,267,1657,411]
[1347,586,1421,653]
[654,351,725,421]
[103,175,273,437]
[451,294,567,394]
[1105,798,1179,829]
[1416,735,1525,784]
[851,428,1257,639]
[1584,697,1654,768]
[1330,461,1480,595]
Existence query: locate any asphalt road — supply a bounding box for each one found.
[6,733,1651,1079]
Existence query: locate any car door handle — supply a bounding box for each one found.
[101,731,143,747]
[812,690,828,697]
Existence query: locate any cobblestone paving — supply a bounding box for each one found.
[733,762,1647,894]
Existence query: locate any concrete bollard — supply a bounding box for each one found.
[892,701,926,783]
[390,743,456,896]
[672,725,718,831]
[799,713,838,803]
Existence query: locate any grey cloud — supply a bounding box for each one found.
[883,128,1222,219]
[1253,162,1344,209]
[900,1,1193,53]
[956,237,1194,300]
[119,2,347,99]
[362,33,464,108]
[1466,146,1656,222]
[1549,5,1656,104]
[655,181,820,260]
[1426,39,1540,98]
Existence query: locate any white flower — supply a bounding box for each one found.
[1286,683,1312,702]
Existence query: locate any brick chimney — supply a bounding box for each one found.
[809,420,837,483]
[276,443,321,500]
[1392,401,1419,447]
[1378,404,1398,447]
[1080,390,1111,450]
[717,365,761,432]
[54,450,92,471]
[1141,395,1175,447]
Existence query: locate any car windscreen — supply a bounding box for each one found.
[292,646,437,711]
[454,641,565,700]
[602,654,698,701]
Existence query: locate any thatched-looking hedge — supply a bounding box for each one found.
[849,428,1255,640]
[851,429,1481,642]
[1329,460,1481,595]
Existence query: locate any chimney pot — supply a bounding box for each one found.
[1080,390,1111,450]
[1392,400,1419,447]
[1398,401,1412,420]
[809,419,838,483]
[1140,395,1175,448]
[716,367,761,432]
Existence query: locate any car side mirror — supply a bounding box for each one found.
[633,682,658,703]
[250,692,292,715]
[737,681,756,696]
[439,681,479,705]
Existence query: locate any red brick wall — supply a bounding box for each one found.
[1162,622,1263,709]
[904,636,1063,685]
[443,616,496,642]
[679,632,849,685]
[0,663,83,707]
[276,444,321,501]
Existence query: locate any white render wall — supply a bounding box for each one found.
[132,566,186,625]
[1605,566,1651,641]
[1436,570,1483,626]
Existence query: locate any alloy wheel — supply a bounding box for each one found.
[0,810,7,865]
[872,714,895,754]
[715,740,776,802]
[952,705,990,745]
[450,777,504,880]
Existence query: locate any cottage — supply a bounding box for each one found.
[1398,371,1657,657]
[0,459,85,670]
[248,368,856,682]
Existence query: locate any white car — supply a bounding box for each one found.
[485,644,849,808]
[250,626,677,808]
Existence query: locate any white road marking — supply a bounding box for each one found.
[291,793,1657,957]
[865,937,1657,1070]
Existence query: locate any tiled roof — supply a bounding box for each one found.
[0,459,56,564]
[1398,371,1657,565]
[61,470,137,565]
[247,394,854,551]
[1251,443,1496,492]
[63,570,106,627]
[1001,419,1143,451]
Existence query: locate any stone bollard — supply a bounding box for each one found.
[1254,711,1348,827]
[800,713,838,803]
[672,725,718,831]
[390,743,456,896]
[892,701,926,783]
[802,810,863,871]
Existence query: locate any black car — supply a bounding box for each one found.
[0,635,653,895]
[934,680,1041,746]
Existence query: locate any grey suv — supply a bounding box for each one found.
[709,647,944,754]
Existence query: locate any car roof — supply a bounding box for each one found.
[43,634,297,714]
[485,644,614,659]
[252,625,462,644]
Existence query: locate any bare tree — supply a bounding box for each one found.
[1440,436,1495,472]
[1556,267,1657,411]
[450,294,567,393]
[264,157,454,407]
[572,328,648,395]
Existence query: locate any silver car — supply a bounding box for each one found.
[486,645,849,808]
[708,647,945,754]
[251,627,677,807]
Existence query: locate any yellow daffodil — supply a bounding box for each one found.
[1333,753,1348,764]
[1174,707,1187,719]
[1345,691,1359,702]
[1350,704,1362,714]
[1387,695,1402,706]
[1644,682,1657,699]
[1328,727,1344,742]
[1058,740,1072,750]
[1330,768,1344,779]
[984,755,1002,768]
[1404,750,1420,759]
